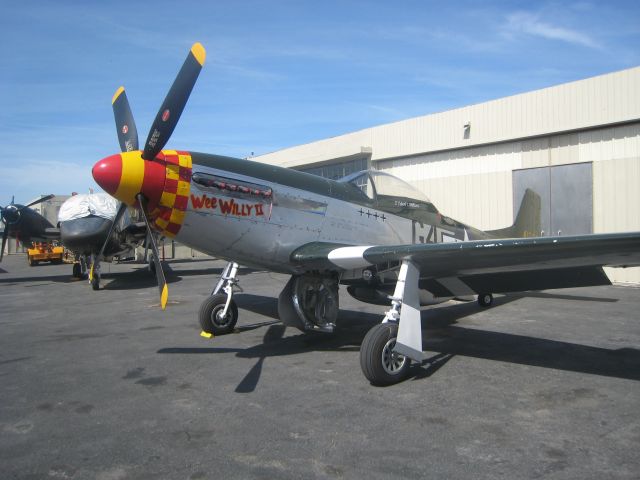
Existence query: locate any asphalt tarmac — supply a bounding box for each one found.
[1,254,639,479]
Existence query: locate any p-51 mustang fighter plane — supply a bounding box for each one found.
[92,43,640,385]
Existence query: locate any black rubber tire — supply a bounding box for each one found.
[199,293,238,335]
[91,276,100,291]
[28,256,35,267]
[72,263,81,278]
[477,293,493,307]
[360,323,411,386]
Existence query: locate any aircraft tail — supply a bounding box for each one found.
[487,188,541,238]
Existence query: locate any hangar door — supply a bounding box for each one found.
[513,163,593,236]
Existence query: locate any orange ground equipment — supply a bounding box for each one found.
[26,242,64,266]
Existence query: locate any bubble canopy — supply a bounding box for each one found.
[338,170,431,203]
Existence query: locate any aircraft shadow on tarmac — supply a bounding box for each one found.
[158,291,639,391]
[0,260,256,291]
[0,271,78,285]
[104,262,258,290]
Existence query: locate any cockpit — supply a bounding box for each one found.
[338,170,438,215]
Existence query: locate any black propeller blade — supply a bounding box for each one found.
[143,230,150,264]
[100,43,206,306]
[89,202,128,285]
[0,226,8,262]
[112,87,139,152]
[136,193,168,309]
[142,42,206,160]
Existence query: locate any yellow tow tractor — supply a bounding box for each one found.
[27,241,64,266]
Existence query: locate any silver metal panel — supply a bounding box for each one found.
[513,163,593,237]
[550,163,593,235]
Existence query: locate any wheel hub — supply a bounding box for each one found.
[381,337,407,375]
[212,305,231,326]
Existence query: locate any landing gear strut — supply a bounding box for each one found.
[199,262,240,335]
[90,254,100,290]
[72,256,88,279]
[360,260,424,386]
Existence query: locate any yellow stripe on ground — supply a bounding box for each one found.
[115,152,145,205]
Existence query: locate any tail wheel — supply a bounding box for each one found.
[199,293,238,335]
[360,323,411,386]
[478,293,493,307]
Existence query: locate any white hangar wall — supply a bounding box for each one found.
[377,123,640,284]
[255,67,640,284]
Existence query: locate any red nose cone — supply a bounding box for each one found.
[92,154,122,195]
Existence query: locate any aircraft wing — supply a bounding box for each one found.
[291,232,640,296]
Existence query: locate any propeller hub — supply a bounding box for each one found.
[92,151,166,208]
[2,205,20,224]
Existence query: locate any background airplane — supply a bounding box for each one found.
[58,192,148,289]
[91,43,640,385]
[1,194,57,261]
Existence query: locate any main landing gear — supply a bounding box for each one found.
[360,260,425,386]
[360,323,410,386]
[72,256,88,279]
[199,262,240,335]
[89,254,101,290]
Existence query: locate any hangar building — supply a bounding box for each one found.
[255,66,640,284]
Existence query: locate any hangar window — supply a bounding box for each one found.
[339,171,376,199]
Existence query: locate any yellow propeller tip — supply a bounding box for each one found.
[89,265,94,281]
[160,284,169,310]
[112,86,125,105]
[200,331,214,339]
[191,42,206,66]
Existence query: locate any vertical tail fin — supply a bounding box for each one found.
[487,188,541,238]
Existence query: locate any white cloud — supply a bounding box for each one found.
[505,11,601,49]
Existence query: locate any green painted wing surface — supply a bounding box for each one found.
[291,232,640,296]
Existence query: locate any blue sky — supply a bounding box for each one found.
[1,0,639,203]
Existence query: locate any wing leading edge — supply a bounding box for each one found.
[291,232,640,296]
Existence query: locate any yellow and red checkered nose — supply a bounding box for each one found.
[92,150,192,237]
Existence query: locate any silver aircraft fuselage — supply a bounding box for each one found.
[161,152,483,274]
